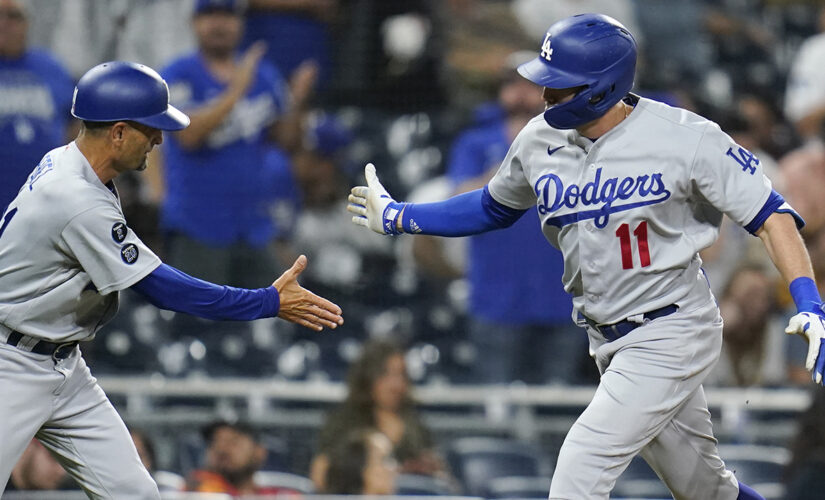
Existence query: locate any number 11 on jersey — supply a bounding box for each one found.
[616,221,651,270]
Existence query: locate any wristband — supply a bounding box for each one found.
[790,277,824,314]
[382,199,405,235]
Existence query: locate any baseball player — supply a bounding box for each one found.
[0,61,343,498]
[348,14,825,500]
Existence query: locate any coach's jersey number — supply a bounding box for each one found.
[0,208,17,240]
[615,221,650,270]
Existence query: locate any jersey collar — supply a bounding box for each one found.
[68,141,121,201]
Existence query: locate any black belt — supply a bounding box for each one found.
[6,331,78,360]
[580,304,679,342]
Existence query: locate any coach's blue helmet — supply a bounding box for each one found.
[71,61,190,131]
[518,13,637,129]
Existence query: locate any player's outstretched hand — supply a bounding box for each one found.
[347,163,405,235]
[273,255,343,331]
[785,312,825,385]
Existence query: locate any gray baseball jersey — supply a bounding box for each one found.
[488,96,775,325]
[0,142,161,343]
[488,96,784,498]
[0,142,162,498]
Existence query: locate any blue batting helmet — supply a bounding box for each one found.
[517,13,636,129]
[71,61,190,131]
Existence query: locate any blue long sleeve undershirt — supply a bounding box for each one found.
[401,186,526,236]
[131,263,280,321]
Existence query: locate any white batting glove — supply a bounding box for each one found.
[347,163,405,235]
[785,312,825,385]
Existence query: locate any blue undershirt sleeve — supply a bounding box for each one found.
[400,186,527,236]
[131,263,280,321]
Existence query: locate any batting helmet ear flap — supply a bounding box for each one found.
[517,13,637,129]
[589,84,617,105]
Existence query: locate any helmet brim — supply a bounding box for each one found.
[132,104,190,131]
[517,57,588,90]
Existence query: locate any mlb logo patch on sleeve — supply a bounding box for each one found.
[120,243,139,264]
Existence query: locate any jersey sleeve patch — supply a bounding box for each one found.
[111,222,128,243]
[120,243,139,264]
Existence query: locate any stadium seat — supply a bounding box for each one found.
[259,435,291,472]
[718,444,789,500]
[395,473,455,495]
[614,445,790,500]
[153,470,186,492]
[718,444,789,482]
[486,475,551,499]
[613,456,670,499]
[445,437,551,496]
[253,471,315,493]
[175,432,207,476]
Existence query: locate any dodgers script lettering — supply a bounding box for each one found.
[535,167,671,228]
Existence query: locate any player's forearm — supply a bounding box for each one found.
[758,212,814,285]
[132,263,280,320]
[757,211,823,314]
[174,89,245,150]
[396,187,526,236]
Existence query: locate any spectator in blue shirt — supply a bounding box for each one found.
[242,0,336,90]
[160,0,314,288]
[445,53,591,385]
[0,0,74,209]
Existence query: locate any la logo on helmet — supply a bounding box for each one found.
[540,33,553,62]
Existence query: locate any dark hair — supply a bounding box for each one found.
[317,340,433,462]
[324,429,374,494]
[344,339,411,416]
[201,420,260,444]
[721,263,771,299]
[82,120,118,131]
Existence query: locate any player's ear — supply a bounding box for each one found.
[109,122,128,145]
[110,122,127,144]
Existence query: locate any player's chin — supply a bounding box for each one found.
[136,158,149,172]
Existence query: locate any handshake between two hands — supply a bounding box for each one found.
[277,165,398,332]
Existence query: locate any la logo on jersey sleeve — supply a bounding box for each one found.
[725,145,759,175]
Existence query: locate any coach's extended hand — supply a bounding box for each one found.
[348,163,406,235]
[273,255,343,331]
